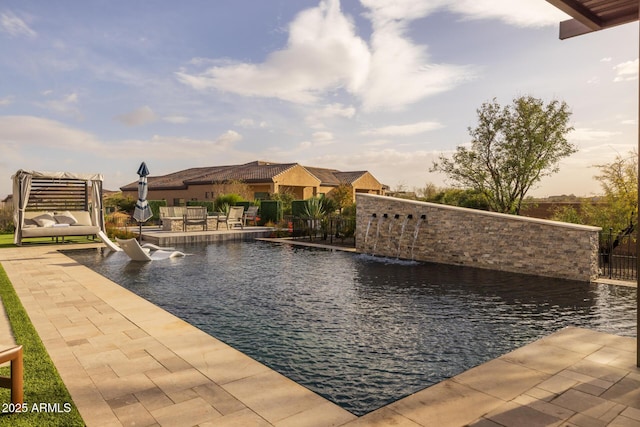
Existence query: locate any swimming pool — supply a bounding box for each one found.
[65,241,637,416]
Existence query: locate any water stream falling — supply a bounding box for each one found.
[364,214,375,247]
[411,215,426,260]
[372,214,385,254]
[397,215,411,258]
[386,214,398,252]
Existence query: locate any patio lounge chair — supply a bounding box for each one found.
[100,231,176,252]
[243,205,259,226]
[0,345,23,405]
[115,238,185,261]
[217,206,244,230]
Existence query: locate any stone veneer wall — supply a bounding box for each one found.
[356,194,601,282]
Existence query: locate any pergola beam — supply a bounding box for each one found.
[547,0,605,29]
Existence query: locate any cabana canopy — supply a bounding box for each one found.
[12,170,105,244]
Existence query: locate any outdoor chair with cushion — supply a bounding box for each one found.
[183,206,207,231]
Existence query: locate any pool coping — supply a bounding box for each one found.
[0,243,638,426]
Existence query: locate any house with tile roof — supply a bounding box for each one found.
[120,161,385,206]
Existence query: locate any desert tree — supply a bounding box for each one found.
[431,96,576,214]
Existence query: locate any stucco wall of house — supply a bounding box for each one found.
[353,172,384,194]
[356,194,601,282]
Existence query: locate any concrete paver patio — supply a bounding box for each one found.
[0,243,638,426]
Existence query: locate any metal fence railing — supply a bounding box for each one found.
[288,214,356,247]
[599,229,637,281]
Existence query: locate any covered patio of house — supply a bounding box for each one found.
[545,0,639,367]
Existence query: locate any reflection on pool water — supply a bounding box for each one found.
[65,241,637,416]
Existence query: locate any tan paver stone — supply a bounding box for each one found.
[342,407,421,427]
[608,415,640,427]
[502,341,586,375]
[600,376,640,409]
[96,372,157,401]
[105,392,137,409]
[154,354,193,373]
[113,401,156,427]
[189,346,273,385]
[568,360,629,383]
[552,389,623,420]
[558,369,615,390]
[193,383,247,415]
[525,386,558,402]
[565,412,608,427]
[620,406,640,421]
[536,328,606,355]
[607,350,639,372]
[513,393,575,420]
[537,374,579,394]
[75,348,129,370]
[134,387,174,412]
[275,400,357,427]
[163,387,199,404]
[198,407,271,427]
[388,380,503,427]
[149,367,211,395]
[598,403,627,423]
[150,396,221,426]
[110,354,164,377]
[574,381,608,397]
[586,346,629,365]
[468,419,504,427]
[223,369,340,425]
[484,401,563,427]
[453,358,549,401]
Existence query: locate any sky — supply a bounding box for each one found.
[0,0,638,200]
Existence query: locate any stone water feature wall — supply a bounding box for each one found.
[356,194,601,282]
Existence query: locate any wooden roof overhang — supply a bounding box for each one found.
[546,0,638,38]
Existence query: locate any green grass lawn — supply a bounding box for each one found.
[0,264,85,426]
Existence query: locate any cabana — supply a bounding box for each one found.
[12,170,105,245]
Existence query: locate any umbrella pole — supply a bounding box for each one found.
[139,222,142,243]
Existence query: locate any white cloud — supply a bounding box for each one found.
[447,0,568,27]
[305,103,356,128]
[0,11,36,38]
[177,0,475,112]
[312,131,335,144]
[361,121,443,137]
[176,0,370,104]
[0,115,101,150]
[568,127,621,143]
[116,106,158,126]
[38,92,81,118]
[163,115,190,124]
[0,96,13,106]
[613,59,639,82]
[359,15,475,111]
[236,118,269,128]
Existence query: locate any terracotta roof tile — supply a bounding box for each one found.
[119,161,378,191]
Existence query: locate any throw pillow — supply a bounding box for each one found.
[54,211,78,225]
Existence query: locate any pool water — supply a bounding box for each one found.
[65,241,637,416]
